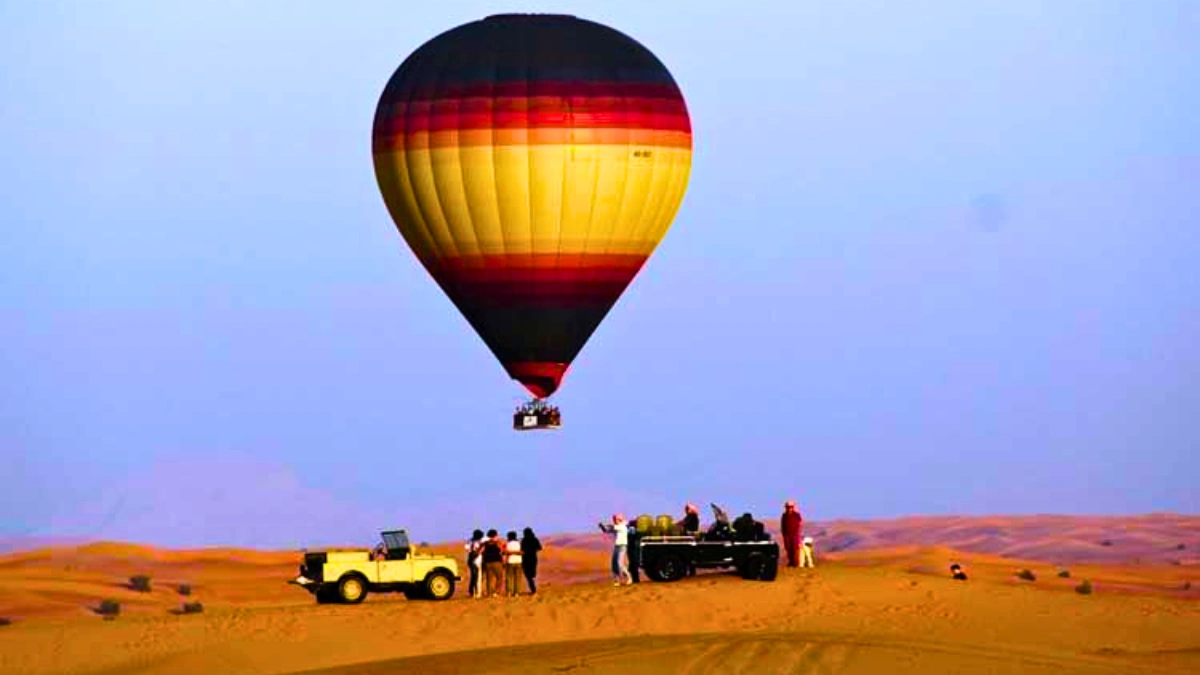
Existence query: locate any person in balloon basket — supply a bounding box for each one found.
[598,514,634,586]
[781,500,803,568]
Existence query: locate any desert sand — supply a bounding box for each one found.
[0,515,1197,674]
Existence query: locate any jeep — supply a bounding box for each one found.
[290,529,460,603]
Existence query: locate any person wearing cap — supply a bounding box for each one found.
[781,500,803,568]
[598,513,633,586]
[800,535,816,568]
[680,503,701,536]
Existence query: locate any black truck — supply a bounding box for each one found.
[636,504,780,582]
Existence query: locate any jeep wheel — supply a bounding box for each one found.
[654,554,687,582]
[337,575,367,604]
[424,571,455,601]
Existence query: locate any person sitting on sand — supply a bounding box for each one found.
[950,563,968,581]
[598,513,633,586]
[800,535,816,568]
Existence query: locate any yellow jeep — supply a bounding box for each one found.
[290,529,460,603]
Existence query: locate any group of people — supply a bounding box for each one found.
[461,500,816,597]
[515,400,561,418]
[464,527,543,598]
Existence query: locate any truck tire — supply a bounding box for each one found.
[760,555,778,581]
[337,574,368,604]
[654,553,688,582]
[424,570,455,601]
[741,553,764,580]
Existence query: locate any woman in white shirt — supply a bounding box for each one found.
[598,513,633,586]
[503,531,524,596]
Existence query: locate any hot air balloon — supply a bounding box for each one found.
[371,14,693,430]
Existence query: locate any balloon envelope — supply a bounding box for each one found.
[372,14,692,398]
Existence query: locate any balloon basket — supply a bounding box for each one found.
[513,400,562,431]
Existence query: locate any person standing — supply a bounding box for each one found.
[598,513,633,586]
[627,520,642,583]
[464,529,484,598]
[503,531,523,597]
[520,527,543,594]
[481,529,505,597]
[781,500,802,568]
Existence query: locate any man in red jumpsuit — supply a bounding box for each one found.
[781,499,802,567]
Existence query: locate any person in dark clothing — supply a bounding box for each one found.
[681,503,701,577]
[950,563,968,581]
[520,527,543,594]
[465,529,484,598]
[781,500,802,568]
[481,528,505,597]
[627,522,642,583]
[681,503,701,536]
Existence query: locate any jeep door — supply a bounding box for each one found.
[377,557,412,583]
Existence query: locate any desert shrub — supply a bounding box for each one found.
[181,601,204,614]
[1057,569,1071,578]
[177,583,192,596]
[0,617,11,627]
[1016,569,1037,581]
[1075,579,1093,595]
[1183,581,1192,591]
[98,599,121,616]
[129,575,152,592]
[1100,539,1113,547]
[418,541,430,548]
[1177,543,1186,550]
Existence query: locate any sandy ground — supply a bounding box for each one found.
[0,518,1197,674]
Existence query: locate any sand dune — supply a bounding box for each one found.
[0,515,1196,675]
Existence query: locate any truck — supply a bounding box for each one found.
[637,504,780,582]
[289,529,460,604]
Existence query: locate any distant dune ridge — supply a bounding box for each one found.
[539,513,1199,565]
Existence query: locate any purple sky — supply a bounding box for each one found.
[2,1,1197,549]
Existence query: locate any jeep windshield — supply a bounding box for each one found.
[381,531,409,550]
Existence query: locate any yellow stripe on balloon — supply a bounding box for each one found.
[374,145,691,263]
